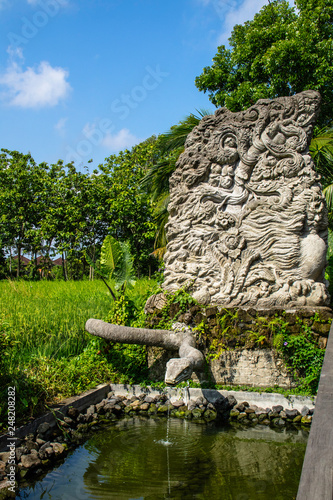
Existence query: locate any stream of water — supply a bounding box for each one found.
[18,416,308,500]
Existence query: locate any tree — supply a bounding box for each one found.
[96,138,159,277]
[0,150,48,277]
[195,0,333,128]
[140,111,211,257]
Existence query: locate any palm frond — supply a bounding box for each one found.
[158,110,211,155]
[140,155,178,201]
[153,198,169,253]
[323,183,333,213]
[310,127,333,187]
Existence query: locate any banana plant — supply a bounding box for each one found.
[85,235,136,300]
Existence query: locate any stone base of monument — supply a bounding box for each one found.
[148,346,295,388]
[146,302,332,389]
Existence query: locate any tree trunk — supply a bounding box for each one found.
[61,252,67,281]
[17,244,21,278]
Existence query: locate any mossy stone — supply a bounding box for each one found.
[192,408,204,419]
[258,413,268,422]
[148,404,157,415]
[272,418,286,427]
[157,405,168,414]
[203,410,217,421]
[230,409,240,419]
[301,415,312,425]
[77,423,89,433]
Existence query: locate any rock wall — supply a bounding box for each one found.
[209,349,294,388]
[163,91,329,308]
[146,301,332,388]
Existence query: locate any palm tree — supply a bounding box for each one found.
[141,110,211,258]
[309,127,333,230]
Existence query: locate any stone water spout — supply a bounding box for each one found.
[85,319,204,385]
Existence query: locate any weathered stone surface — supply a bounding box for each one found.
[67,407,79,419]
[144,293,168,314]
[86,405,96,416]
[25,440,38,451]
[0,454,9,465]
[301,406,310,416]
[163,91,329,308]
[37,422,50,435]
[21,450,41,469]
[285,409,299,419]
[51,443,65,456]
[211,349,295,388]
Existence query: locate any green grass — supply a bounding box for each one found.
[0,278,160,431]
[0,279,113,359]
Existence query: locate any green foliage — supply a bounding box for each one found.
[86,235,136,301]
[310,127,333,187]
[206,309,239,359]
[0,315,19,362]
[0,138,161,280]
[195,0,333,127]
[169,286,198,312]
[273,333,284,351]
[98,138,159,276]
[151,285,199,330]
[281,327,325,393]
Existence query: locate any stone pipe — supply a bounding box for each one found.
[85,319,205,385]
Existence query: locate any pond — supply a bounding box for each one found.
[18,416,307,500]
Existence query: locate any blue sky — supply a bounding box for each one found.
[0,0,284,171]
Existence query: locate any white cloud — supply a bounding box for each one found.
[197,0,295,45]
[216,0,269,44]
[55,117,68,133]
[7,46,24,61]
[0,61,71,108]
[102,128,141,152]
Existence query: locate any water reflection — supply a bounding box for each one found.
[18,417,307,500]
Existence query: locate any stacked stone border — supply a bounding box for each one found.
[0,383,315,498]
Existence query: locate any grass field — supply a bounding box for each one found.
[0,279,113,358]
[0,278,159,430]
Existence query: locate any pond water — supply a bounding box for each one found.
[18,416,307,500]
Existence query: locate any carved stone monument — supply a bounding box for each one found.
[163,91,329,308]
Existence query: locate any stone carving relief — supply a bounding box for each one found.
[163,91,329,308]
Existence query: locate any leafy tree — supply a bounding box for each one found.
[96,138,159,277]
[0,150,48,277]
[195,0,333,127]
